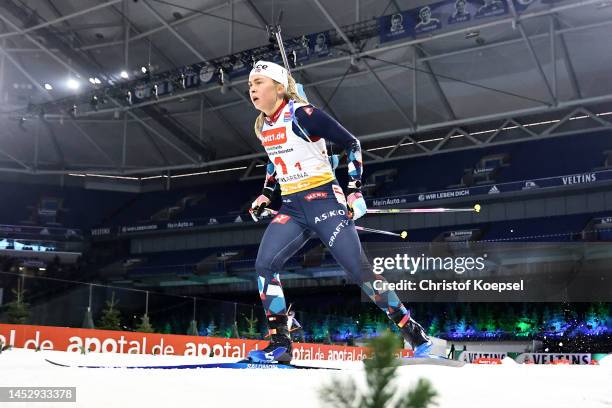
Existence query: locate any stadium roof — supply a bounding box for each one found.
[0,0,611,180]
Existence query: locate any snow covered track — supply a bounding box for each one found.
[2,348,611,408]
[43,357,340,370]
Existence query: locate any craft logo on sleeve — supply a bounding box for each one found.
[261,128,287,147]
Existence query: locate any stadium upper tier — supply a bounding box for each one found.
[0,130,610,230]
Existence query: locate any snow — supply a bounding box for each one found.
[599,354,612,367]
[1,348,611,408]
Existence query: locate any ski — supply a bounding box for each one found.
[45,356,464,369]
[44,358,339,370]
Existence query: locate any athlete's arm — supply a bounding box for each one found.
[262,159,278,197]
[250,160,278,222]
[293,105,363,188]
[294,105,367,220]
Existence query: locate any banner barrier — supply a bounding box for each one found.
[457,350,606,365]
[2,325,609,364]
[0,324,412,361]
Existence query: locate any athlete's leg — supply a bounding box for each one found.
[302,182,432,355]
[319,214,432,354]
[315,213,407,316]
[300,185,406,315]
[249,211,313,363]
[255,212,311,316]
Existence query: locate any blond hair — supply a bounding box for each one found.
[254,75,309,138]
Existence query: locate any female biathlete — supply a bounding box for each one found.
[246,60,432,363]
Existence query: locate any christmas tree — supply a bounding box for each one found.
[206,320,218,337]
[241,308,260,339]
[546,304,569,335]
[427,317,441,337]
[584,303,608,335]
[187,319,198,336]
[5,279,30,325]
[135,314,154,333]
[97,292,122,331]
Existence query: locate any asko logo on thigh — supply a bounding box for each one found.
[314,209,346,224]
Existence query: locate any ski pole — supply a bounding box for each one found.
[355,226,408,239]
[367,203,481,214]
[257,209,407,239]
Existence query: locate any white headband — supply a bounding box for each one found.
[249,60,288,90]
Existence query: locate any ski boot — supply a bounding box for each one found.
[247,313,292,363]
[389,309,433,358]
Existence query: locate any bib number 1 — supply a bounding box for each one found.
[274,157,302,174]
